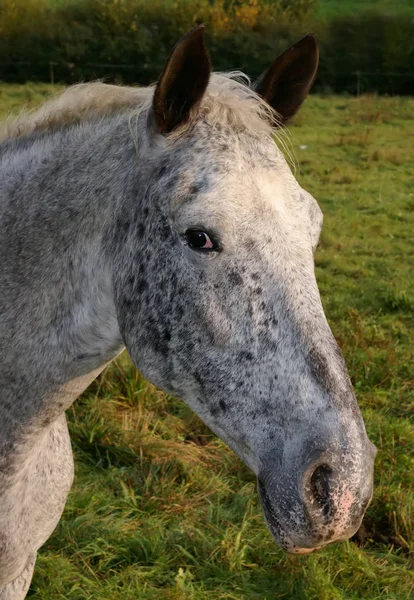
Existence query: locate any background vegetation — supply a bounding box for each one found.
[1,85,412,599]
[0,0,414,94]
[318,0,414,17]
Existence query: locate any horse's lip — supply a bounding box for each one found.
[286,545,323,555]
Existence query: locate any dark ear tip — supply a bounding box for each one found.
[182,24,206,42]
[193,23,205,31]
[307,34,318,50]
[174,24,208,57]
[297,33,318,50]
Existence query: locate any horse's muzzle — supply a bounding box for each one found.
[257,440,376,553]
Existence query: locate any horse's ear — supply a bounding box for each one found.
[152,25,211,135]
[252,34,319,125]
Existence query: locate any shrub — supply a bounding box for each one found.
[0,0,413,94]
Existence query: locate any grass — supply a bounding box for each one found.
[0,85,413,599]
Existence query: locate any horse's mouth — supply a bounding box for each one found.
[286,546,318,555]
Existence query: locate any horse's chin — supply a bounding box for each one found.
[285,545,322,555]
[275,531,327,555]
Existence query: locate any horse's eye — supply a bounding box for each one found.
[184,229,215,251]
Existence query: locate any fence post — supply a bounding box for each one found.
[356,70,361,96]
[49,61,54,85]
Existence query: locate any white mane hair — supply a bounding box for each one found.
[0,73,292,161]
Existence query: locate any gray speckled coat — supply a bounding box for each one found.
[0,28,375,599]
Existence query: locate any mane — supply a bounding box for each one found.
[0,73,292,161]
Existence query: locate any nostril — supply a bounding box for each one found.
[309,464,333,518]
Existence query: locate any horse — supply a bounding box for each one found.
[0,26,376,598]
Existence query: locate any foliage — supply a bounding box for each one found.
[314,11,414,95]
[0,0,414,94]
[0,0,314,82]
[1,85,413,598]
[318,0,414,18]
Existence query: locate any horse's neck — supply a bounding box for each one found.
[0,119,132,445]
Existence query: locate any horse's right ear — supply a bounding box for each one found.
[152,25,211,135]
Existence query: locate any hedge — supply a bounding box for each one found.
[0,0,413,94]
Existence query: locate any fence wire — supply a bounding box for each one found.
[1,61,414,95]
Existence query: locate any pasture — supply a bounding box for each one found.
[0,85,413,599]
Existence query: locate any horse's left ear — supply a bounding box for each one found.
[252,34,319,124]
[153,25,211,135]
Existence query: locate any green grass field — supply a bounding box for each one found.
[1,85,413,599]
